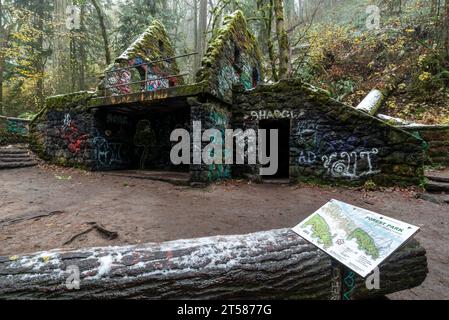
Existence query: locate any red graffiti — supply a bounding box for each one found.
[61,115,88,154]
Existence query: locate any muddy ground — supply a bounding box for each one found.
[0,165,448,300]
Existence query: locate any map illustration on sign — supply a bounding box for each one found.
[292,199,420,278]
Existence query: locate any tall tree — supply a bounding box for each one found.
[193,0,199,71]
[35,0,46,109]
[78,2,86,90]
[0,0,4,114]
[197,0,207,67]
[91,0,111,65]
[442,0,449,60]
[273,0,290,78]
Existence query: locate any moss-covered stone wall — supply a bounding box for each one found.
[189,98,232,183]
[29,91,96,169]
[400,125,449,167]
[233,79,425,186]
[196,11,264,104]
[99,20,183,97]
[0,116,30,145]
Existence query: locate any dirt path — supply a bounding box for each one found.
[0,165,448,299]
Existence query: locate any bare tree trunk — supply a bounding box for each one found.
[78,3,86,90]
[0,0,4,115]
[0,229,427,299]
[193,0,199,71]
[262,0,278,81]
[273,0,290,79]
[442,0,449,59]
[91,0,111,65]
[53,0,70,93]
[36,0,45,110]
[197,0,207,68]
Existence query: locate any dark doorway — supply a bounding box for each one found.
[259,119,290,179]
[92,102,191,173]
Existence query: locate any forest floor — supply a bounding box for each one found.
[0,165,448,300]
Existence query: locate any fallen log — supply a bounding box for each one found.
[0,228,427,300]
[355,89,385,115]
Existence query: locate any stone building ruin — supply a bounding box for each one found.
[30,11,426,186]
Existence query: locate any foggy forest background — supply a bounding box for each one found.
[0,0,448,124]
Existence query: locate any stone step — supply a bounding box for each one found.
[425,180,449,193]
[0,157,35,163]
[417,192,449,205]
[0,153,31,159]
[0,161,37,169]
[425,173,449,184]
[0,149,30,156]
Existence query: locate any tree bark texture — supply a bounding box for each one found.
[273,0,290,78]
[91,0,111,65]
[0,228,427,300]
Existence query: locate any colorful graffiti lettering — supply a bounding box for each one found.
[107,68,132,95]
[207,111,231,181]
[60,114,88,154]
[218,66,239,97]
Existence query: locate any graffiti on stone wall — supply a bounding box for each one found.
[106,113,128,126]
[93,135,129,168]
[321,148,380,179]
[6,119,29,136]
[296,120,319,148]
[218,66,239,97]
[106,69,132,95]
[245,109,302,121]
[293,119,380,179]
[60,113,88,154]
[207,111,231,180]
[134,119,156,169]
[106,57,172,96]
[217,53,259,97]
[239,62,254,90]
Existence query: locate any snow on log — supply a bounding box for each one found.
[0,228,427,299]
[355,89,385,115]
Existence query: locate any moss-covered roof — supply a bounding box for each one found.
[98,19,183,93]
[117,20,177,66]
[196,10,264,82]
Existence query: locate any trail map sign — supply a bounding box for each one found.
[292,199,419,278]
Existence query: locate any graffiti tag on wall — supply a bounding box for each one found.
[106,57,173,96]
[93,135,128,167]
[298,148,380,179]
[6,119,29,136]
[60,113,88,154]
[245,109,302,121]
[321,148,380,179]
[207,111,231,181]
